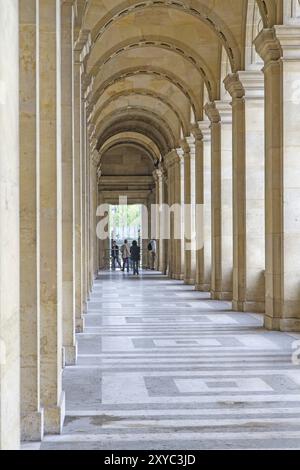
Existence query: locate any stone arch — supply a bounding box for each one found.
[88,0,241,71]
[96,108,177,154]
[91,66,202,120]
[94,98,182,141]
[87,36,217,100]
[92,89,188,137]
[246,0,264,69]
[99,132,161,164]
[256,0,280,27]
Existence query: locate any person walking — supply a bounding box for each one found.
[121,239,130,273]
[148,239,157,270]
[111,240,121,270]
[130,240,141,276]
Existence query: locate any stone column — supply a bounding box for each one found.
[165,151,175,278]
[39,0,65,434]
[255,26,300,330]
[173,152,183,280]
[195,122,212,292]
[153,169,164,272]
[225,71,265,313]
[0,0,20,450]
[205,102,233,301]
[61,0,77,366]
[180,141,195,285]
[161,170,169,274]
[19,0,43,442]
[73,35,84,332]
[81,81,89,312]
[90,146,99,283]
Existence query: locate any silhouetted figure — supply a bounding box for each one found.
[111,240,121,270]
[130,240,140,276]
[121,239,130,273]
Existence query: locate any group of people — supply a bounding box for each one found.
[111,239,157,275]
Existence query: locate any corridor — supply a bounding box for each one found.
[39,272,300,450]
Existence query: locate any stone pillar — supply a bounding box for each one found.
[195,122,212,292]
[180,141,195,285]
[173,153,183,280]
[81,84,88,312]
[90,146,99,283]
[225,71,265,313]
[0,0,20,450]
[73,36,84,332]
[153,169,164,272]
[255,26,300,330]
[39,0,65,434]
[61,0,77,366]
[19,0,44,442]
[161,171,169,275]
[165,151,175,278]
[205,102,233,301]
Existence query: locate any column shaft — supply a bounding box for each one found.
[61,0,77,366]
[206,102,233,300]
[255,27,300,330]
[20,0,43,441]
[195,122,212,292]
[0,0,20,450]
[225,72,265,313]
[39,0,65,434]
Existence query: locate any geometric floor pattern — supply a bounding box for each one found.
[34,271,300,449]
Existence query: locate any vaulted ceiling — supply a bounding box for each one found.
[77,0,283,170]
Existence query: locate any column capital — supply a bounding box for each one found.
[236,70,264,100]
[164,149,179,169]
[179,138,191,155]
[254,28,282,65]
[74,29,91,63]
[214,100,232,123]
[190,124,204,142]
[204,102,220,124]
[224,73,245,99]
[198,120,211,142]
[274,25,300,60]
[153,168,163,183]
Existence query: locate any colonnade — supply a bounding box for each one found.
[1,0,300,452]
[1,0,99,448]
[152,23,300,335]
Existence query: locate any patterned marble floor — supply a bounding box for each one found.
[39,271,300,449]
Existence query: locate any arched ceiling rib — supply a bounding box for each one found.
[84,0,243,72]
[99,132,161,163]
[92,74,193,131]
[96,109,177,154]
[93,89,188,136]
[95,96,182,140]
[88,36,216,100]
[91,66,202,121]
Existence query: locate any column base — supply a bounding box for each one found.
[63,342,78,366]
[184,278,195,286]
[171,273,183,280]
[82,300,87,314]
[234,300,265,314]
[264,315,281,331]
[76,315,85,333]
[280,318,300,332]
[44,391,65,435]
[21,409,44,442]
[195,284,211,293]
[211,291,232,301]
